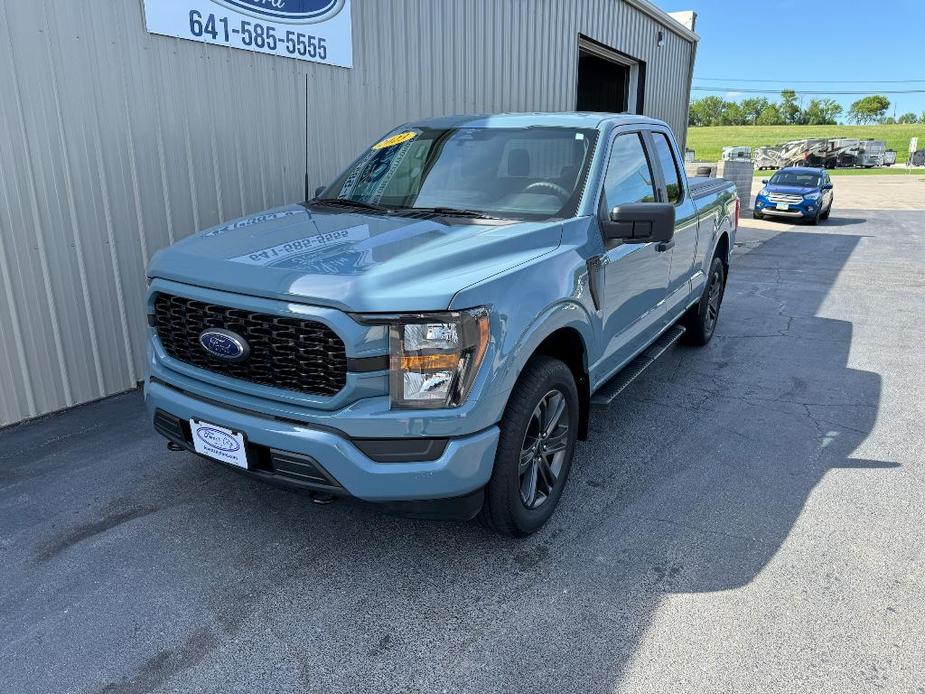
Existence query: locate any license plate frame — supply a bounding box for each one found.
[190,419,249,469]
[776,202,789,211]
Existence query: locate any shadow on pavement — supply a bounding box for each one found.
[0,230,893,693]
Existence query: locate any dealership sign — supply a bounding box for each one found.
[143,0,352,67]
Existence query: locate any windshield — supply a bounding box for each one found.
[318,126,599,220]
[769,171,821,188]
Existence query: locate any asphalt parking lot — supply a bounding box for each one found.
[3,199,924,692]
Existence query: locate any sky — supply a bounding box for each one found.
[659,0,925,119]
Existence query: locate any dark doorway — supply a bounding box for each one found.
[577,50,629,112]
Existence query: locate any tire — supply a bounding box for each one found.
[752,210,763,220]
[820,203,831,220]
[806,209,820,225]
[682,255,726,346]
[479,356,579,537]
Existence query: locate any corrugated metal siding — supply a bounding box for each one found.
[0,0,695,427]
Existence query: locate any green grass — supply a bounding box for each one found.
[754,167,925,177]
[688,124,925,164]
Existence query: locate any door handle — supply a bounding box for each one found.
[656,240,675,252]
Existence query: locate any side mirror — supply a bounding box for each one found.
[761,179,769,184]
[822,183,833,190]
[601,203,675,244]
[314,185,326,198]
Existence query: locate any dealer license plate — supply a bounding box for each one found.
[190,419,248,469]
[776,203,789,210]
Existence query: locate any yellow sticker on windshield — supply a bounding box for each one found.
[372,131,417,150]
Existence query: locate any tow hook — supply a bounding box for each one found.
[166,441,185,452]
[309,491,338,505]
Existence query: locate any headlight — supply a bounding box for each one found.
[386,308,490,409]
[759,188,770,197]
[804,191,822,200]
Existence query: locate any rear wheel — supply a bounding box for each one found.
[683,255,726,346]
[479,356,578,537]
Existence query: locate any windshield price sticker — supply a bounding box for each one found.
[372,131,418,150]
[143,0,352,68]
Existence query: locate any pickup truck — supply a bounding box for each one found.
[145,113,739,536]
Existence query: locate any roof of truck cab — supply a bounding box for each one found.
[406,112,668,130]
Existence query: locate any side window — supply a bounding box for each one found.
[651,132,682,204]
[602,133,656,211]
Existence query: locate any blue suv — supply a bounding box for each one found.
[753,167,833,224]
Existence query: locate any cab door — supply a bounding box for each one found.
[595,130,672,382]
[646,129,701,323]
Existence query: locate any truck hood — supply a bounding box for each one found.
[147,204,563,312]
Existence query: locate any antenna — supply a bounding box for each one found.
[303,73,310,201]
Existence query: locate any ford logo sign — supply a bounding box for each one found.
[199,329,251,362]
[210,0,346,23]
[196,427,241,453]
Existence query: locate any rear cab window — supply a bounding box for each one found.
[650,132,683,204]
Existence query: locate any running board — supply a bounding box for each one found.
[591,325,686,407]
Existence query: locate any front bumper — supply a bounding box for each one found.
[145,378,499,504]
[754,197,819,218]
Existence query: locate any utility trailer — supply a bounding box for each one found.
[754,145,783,170]
[722,146,752,162]
[857,140,887,168]
[815,138,861,169]
[786,139,828,168]
[751,137,893,170]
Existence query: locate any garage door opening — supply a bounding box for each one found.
[576,36,643,114]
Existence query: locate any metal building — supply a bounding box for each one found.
[0,0,698,427]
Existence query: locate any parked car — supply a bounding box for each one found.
[144,114,738,536]
[753,167,833,224]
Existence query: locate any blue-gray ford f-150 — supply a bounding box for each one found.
[145,113,739,536]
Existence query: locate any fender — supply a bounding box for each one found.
[492,298,595,400]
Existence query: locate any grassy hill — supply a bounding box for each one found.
[687,124,924,164]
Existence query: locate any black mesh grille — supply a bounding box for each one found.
[153,293,347,396]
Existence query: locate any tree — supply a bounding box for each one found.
[780,89,802,125]
[720,101,747,125]
[802,98,842,125]
[688,96,725,126]
[740,97,770,125]
[898,112,918,124]
[755,104,785,125]
[848,95,891,124]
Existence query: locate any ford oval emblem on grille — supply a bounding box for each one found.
[199,329,251,362]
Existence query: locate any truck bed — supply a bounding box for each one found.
[688,176,734,199]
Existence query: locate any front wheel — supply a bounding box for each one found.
[479,356,579,537]
[683,255,726,346]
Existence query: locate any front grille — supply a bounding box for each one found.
[767,193,804,205]
[153,293,347,396]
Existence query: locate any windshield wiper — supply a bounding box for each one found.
[395,206,507,220]
[310,197,389,213]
